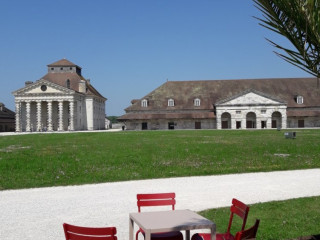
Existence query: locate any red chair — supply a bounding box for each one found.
[234,219,260,240]
[191,198,250,240]
[136,192,183,240]
[63,223,117,240]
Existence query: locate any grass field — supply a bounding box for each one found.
[200,196,320,240]
[0,129,319,239]
[0,129,320,190]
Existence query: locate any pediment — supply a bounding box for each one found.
[13,79,74,96]
[216,89,286,106]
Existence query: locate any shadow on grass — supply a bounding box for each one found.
[291,234,320,240]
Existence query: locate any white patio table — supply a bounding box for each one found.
[129,209,216,240]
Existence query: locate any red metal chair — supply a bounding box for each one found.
[234,219,260,240]
[63,223,117,240]
[191,198,250,240]
[136,192,183,240]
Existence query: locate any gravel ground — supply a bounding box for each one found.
[1,169,320,240]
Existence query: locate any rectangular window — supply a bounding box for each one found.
[195,122,201,129]
[194,99,200,107]
[236,111,241,114]
[236,121,241,129]
[261,110,266,114]
[298,120,304,128]
[142,122,148,130]
[168,122,175,129]
[168,99,174,107]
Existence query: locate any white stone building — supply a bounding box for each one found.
[119,78,320,130]
[12,59,107,132]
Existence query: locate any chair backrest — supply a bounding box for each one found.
[137,192,176,212]
[63,223,117,240]
[234,219,260,240]
[226,198,250,233]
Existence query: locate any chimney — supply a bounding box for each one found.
[79,80,86,93]
[0,103,3,111]
[25,81,33,86]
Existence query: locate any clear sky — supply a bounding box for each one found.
[0,0,312,116]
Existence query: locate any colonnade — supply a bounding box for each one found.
[15,100,75,132]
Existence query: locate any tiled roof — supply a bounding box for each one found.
[41,72,106,99]
[120,77,320,120]
[118,112,215,120]
[125,78,320,111]
[47,59,80,68]
[41,72,84,92]
[0,105,15,119]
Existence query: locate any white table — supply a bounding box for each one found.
[129,209,216,240]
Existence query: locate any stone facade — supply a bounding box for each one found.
[12,59,106,132]
[119,78,320,130]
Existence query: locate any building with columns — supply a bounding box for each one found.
[119,78,320,130]
[12,59,107,132]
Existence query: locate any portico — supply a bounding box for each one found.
[13,59,107,132]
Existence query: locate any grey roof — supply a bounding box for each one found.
[119,77,320,120]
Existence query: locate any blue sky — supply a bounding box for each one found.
[0,0,311,116]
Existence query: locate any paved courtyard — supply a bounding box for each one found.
[1,168,320,240]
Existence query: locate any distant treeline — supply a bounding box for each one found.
[107,116,119,123]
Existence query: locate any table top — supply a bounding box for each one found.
[130,209,215,233]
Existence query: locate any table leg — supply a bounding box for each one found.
[129,218,134,240]
[145,230,151,240]
[210,224,216,240]
[185,230,190,240]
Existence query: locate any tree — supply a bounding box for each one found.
[254,0,320,78]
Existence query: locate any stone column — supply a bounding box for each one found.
[256,116,261,129]
[282,110,287,129]
[69,101,74,131]
[36,101,42,131]
[26,101,31,132]
[266,114,272,129]
[58,101,64,131]
[15,101,21,132]
[216,112,221,130]
[231,118,236,129]
[47,101,53,131]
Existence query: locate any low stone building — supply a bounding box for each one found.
[0,103,15,132]
[119,78,320,130]
[12,59,107,132]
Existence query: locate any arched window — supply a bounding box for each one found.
[168,98,175,107]
[66,79,71,89]
[141,99,148,107]
[194,98,201,106]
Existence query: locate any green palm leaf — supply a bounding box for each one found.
[254,0,320,77]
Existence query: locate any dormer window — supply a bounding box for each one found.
[168,98,175,107]
[141,99,148,107]
[66,79,70,89]
[295,95,303,104]
[194,98,201,107]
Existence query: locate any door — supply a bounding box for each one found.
[298,120,304,128]
[222,121,228,129]
[195,122,201,129]
[142,122,148,130]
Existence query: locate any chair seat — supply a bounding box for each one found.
[192,233,235,240]
[144,231,183,240]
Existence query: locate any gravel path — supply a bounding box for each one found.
[1,169,320,240]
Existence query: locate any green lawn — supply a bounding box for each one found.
[199,196,320,240]
[0,129,320,190]
[0,129,319,239]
